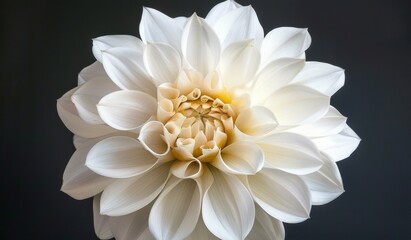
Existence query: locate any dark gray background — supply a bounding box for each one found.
[2,0,410,239]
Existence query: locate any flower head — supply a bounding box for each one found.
[58,1,360,239]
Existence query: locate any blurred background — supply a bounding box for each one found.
[2,0,410,239]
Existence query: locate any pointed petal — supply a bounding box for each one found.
[184,214,219,240]
[182,14,221,75]
[78,61,107,85]
[301,155,344,205]
[57,88,117,138]
[263,85,330,125]
[202,168,255,240]
[93,194,113,239]
[235,106,278,136]
[252,58,305,104]
[246,204,285,240]
[86,136,158,178]
[138,121,170,158]
[174,16,187,28]
[286,106,347,137]
[109,203,153,240]
[149,177,202,240]
[206,0,242,26]
[140,7,183,52]
[258,132,323,175]
[144,42,182,85]
[212,141,264,175]
[261,27,311,67]
[292,61,345,96]
[220,40,260,89]
[100,163,170,216]
[248,168,311,223]
[102,47,156,95]
[213,6,264,49]
[97,90,157,131]
[92,35,144,62]
[72,77,119,124]
[61,142,113,200]
[312,124,360,161]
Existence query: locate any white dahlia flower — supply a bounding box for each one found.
[58,1,360,239]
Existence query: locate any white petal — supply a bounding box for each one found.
[261,27,311,67]
[202,168,255,240]
[235,106,278,136]
[301,155,344,205]
[138,121,171,159]
[292,61,345,96]
[171,159,203,179]
[213,6,264,49]
[248,168,311,223]
[219,40,260,89]
[100,163,170,216]
[93,194,113,239]
[57,88,117,138]
[252,58,305,105]
[73,131,138,149]
[144,42,182,85]
[212,142,264,175]
[92,35,144,62]
[182,14,221,75]
[97,90,157,131]
[286,106,347,137]
[78,61,107,85]
[263,85,330,125]
[206,0,242,26]
[102,47,156,95]
[86,136,158,178]
[184,214,219,240]
[149,177,201,240]
[140,7,183,52]
[61,142,113,200]
[109,203,154,240]
[246,204,285,240]
[174,16,187,28]
[72,77,119,124]
[312,124,360,161]
[258,132,323,175]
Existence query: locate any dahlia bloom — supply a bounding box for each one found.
[58,1,360,239]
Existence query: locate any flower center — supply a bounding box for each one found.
[157,83,236,162]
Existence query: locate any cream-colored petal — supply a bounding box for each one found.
[86,136,158,178]
[235,106,278,136]
[72,77,119,124]
[100,163,170,216]
[109,203,154,240]
[61,142,113,200]
[312,124,360,161]
[140,7,183,52]
[171,159,203,179]
[202,168,255,240]
[149,177,202,240]
[301,155,344,205]
[212,141,264,175]
[184,213,219,240]
[78,61,107,85]
[219,40,260,90]
[261,27,311,67]
[263,85,330,125]
[144,42,182,85]
[97,90,157,131]
[252,58,305,105]
[292,61,344,96]
[205,0,242,26]
[246,204,285,240]
[213,6,264,49]
[73,131,138,149]
[102,47,156,95]
[138,121,170,158]
[258,132,323,175]
[248,168,311,223]
[182,14,221,75]
[57,88,117,138]
[286,106,347,137]
[93,194,113,239]
[92,35,144,62]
